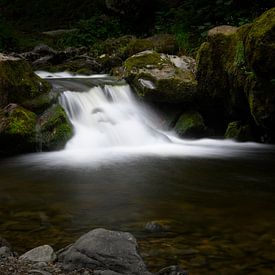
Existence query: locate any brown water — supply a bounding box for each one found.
[0,144,275,274]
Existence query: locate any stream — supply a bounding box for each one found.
[0,72,275,274]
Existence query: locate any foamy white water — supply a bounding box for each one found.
[59,84,169,149]
[29,72,271,166]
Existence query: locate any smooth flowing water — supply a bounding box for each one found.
[0,72,275,274]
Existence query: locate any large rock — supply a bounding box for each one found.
[196,7,275,142]
[0,54,50,107]
[0,104,37,154]
[122,50,197,104]
[58,228,151,274]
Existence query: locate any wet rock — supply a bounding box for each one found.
[58,228,151,274]
[33,44,57,56]
[19,245,56,263]
[145,221,169,233]
[121,50,197,104]
[224,121,254,141]
[97,54,123,74]
[175,111,207,138]
[157,265,188,275]
[37,104,73,151]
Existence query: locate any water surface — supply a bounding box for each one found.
[0,143,275,274]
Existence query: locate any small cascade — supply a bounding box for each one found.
[59,84,170,149]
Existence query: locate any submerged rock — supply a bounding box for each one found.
[122,50,197,104]
[157,265,189,275]
[58,228,152,274]
[145,221,170,233]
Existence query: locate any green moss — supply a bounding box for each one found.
[5,106,36,136]
[248,8,275,38]
[124,51,168,71]
[245,7,275,78]
[225,121,254,141]
[0,57,50,107]
[234,41,245,68]
[0,104,37,154]
[175,111,207,138]
[39,104,73,150]
[124,39,154,57]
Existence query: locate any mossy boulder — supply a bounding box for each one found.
[0,104,37,154]
[245,8,275,79]
[225,121,254,142]
[38,104,73,151]
[174,111,207,138]
[196,25,250,131]
[122,50,197,104]
[196,8,275,142]
[0,54,50,108]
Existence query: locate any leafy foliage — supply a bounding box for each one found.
[57,15,122,48]
[0,0,273,51]
[0,20,18,51]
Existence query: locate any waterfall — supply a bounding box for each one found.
[31,71,266,166]
[59,84,170,150]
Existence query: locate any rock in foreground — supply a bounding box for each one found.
[58,228,152,274]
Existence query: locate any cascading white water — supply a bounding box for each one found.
[59,84,169,149]
[30,71,268,166]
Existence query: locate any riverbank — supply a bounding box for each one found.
[0,229,188,275]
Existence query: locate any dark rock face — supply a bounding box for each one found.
[58,228,152,275]
[196,7,275,142]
